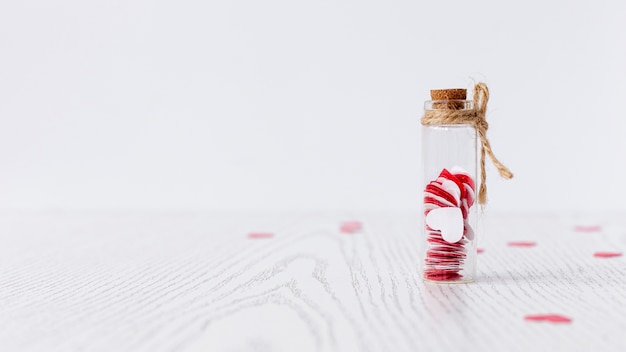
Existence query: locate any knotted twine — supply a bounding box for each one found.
[421,83,513,205]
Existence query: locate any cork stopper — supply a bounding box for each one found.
[430,88,467,109]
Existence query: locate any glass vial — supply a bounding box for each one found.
[421,93,478,283]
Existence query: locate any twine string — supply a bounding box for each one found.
[421,83,513,205]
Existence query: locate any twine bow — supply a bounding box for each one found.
[421,83,513,205]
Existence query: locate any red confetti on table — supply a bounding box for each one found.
[477,248,485,254]
[524,314,572,323]
[507,241,536,247]
[340,221,362,234]
[593,251,622,258]
[247,232,274,239]
[574,225,602,232]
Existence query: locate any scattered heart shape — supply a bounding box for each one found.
[340,221,362,234]
[248,232,274,239]
[507,241,537,247]
[524,314,572,323]
[477,248,485,254]
[593,251,622,258]
[426,207,463,243]
[574,225,602,232]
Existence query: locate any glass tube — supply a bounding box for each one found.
[421,100,478,283]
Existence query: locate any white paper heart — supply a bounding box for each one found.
[426,207,463,243]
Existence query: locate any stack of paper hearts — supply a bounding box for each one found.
[423,167,476,281]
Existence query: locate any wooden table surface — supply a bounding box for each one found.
[1,211,625,352]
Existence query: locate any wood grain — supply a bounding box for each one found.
[0,211,625,352]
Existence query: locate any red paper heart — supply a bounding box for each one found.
[438,168,465,201]
[424,196,455,211]
[425,183,459,207]
[450,166,476,190]
[424,269,463,281]
[451,167,475,207]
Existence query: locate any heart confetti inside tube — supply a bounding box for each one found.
[420,84,513,283]
[422,167,476,282]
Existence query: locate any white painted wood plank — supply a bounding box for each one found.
[0,212,625,352]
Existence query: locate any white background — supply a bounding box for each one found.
[1,0,625,212]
